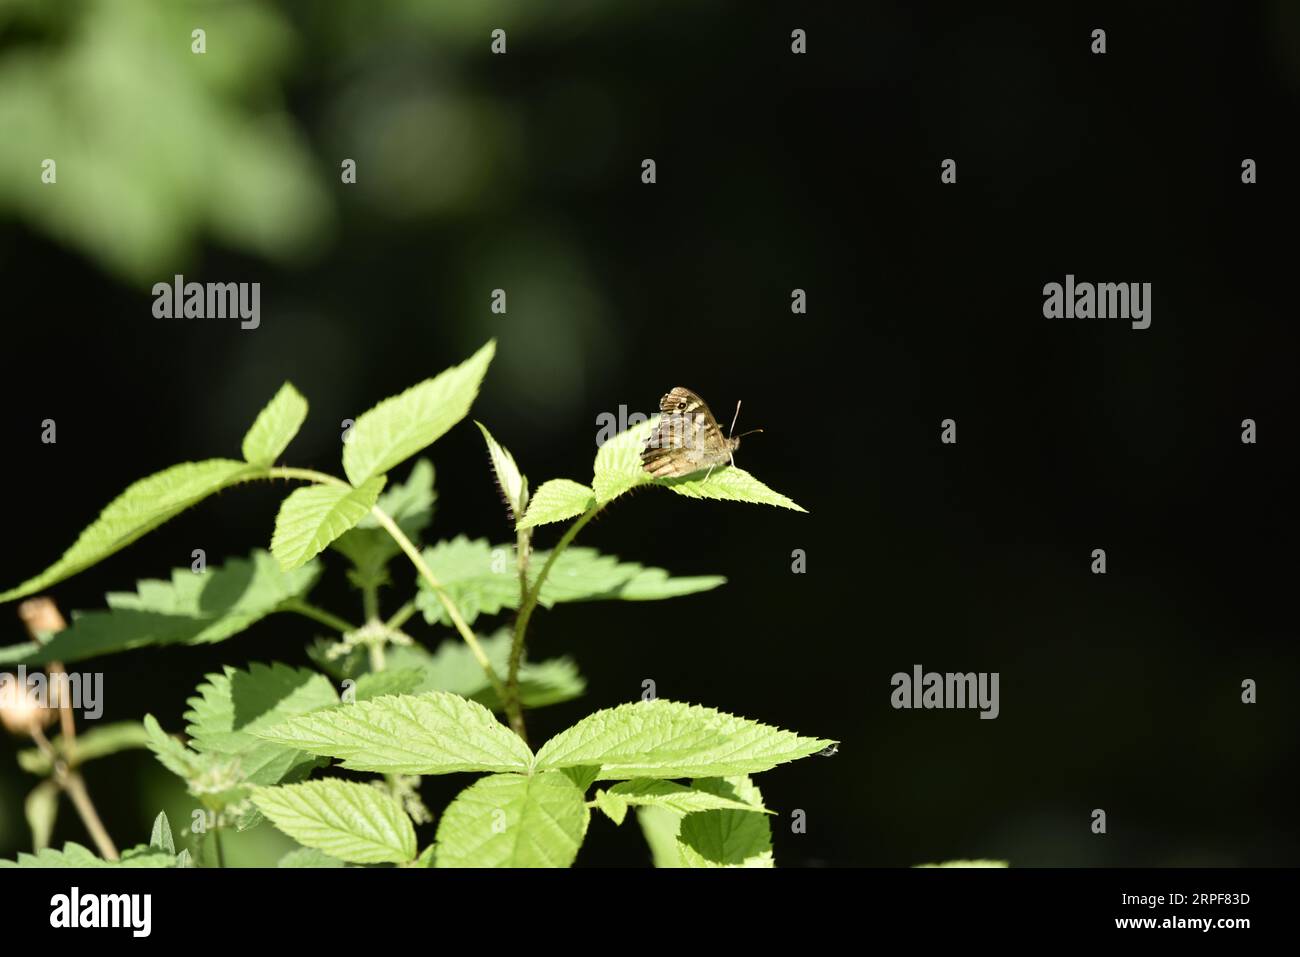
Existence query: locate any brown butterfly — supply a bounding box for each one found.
[641,386,762,480]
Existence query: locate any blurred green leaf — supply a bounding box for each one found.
[18,721,152,775]
[2,551,321,666]
[24,781,59,852]
[0,0,329,282]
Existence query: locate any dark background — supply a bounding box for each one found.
[1,1,1296,865]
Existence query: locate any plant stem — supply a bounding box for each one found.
[361,579,383,671]
[282,599,357,634]
[266,466,353,488]
[61,771,119,861]
[369,505,507,704]
[505,499,534,741]
[30,725,118,860]
[504,506,601,734]
[263,462,501,702]
[20,604,117,860]
[385,600,418,631]
[362,582,380,623]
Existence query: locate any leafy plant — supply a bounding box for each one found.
[0,341,833,867]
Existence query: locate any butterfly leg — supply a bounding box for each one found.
[704,463,717,482]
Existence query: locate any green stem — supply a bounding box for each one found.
[364,573,388,670]
[266,466,352,488]
[506,518,533,741]
[385,600,418,631]
[282,599,356,634]
[505,506,601,732]
[369,504,507,704]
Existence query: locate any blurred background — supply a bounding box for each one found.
[1,0,1297,866]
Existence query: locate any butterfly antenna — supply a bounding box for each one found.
[728,400,742,438]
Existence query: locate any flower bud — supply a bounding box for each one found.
[18,597,67,637]
[0,673,57,737]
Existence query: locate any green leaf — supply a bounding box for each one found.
[660,467,806,511]
[25,781,59,852]
[384,632,585,711]
[560,765,601,794]
[149,812,176,855]
[594,779,773,825]
[0,459,260,603]
[592,416,805,511]
[18,721,152,775]
[915,859,1010,868]
[12,551,320,665]
[142,714,199,779]
[534,699,835,780]
[184,662,339,786]
[517,479,595,530]
[252,691,532,776]
[241,382,309,466]
[538,547,726,603]
[676,776,774,868]
[415,537,724,627]
[0,842,177,868]
[253,780,417,865]
[278,847,349,868]
[343,340,495,486]
[593,788,630,826]
[593,417,656,503]
[142,719,251,814]
[413,537,518,625]
[0,642,38,665]
[637,805,684,868]
[332,459,436,576]
[433,772,588,868]
[271,477,386,571]
[351,668,425,702]
[475,421,527,519]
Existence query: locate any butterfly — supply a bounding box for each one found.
[640,386,762,480]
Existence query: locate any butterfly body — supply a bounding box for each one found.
[641,386,746,479]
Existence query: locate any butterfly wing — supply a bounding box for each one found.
[659,386,715,418]
[642,387,730,477]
